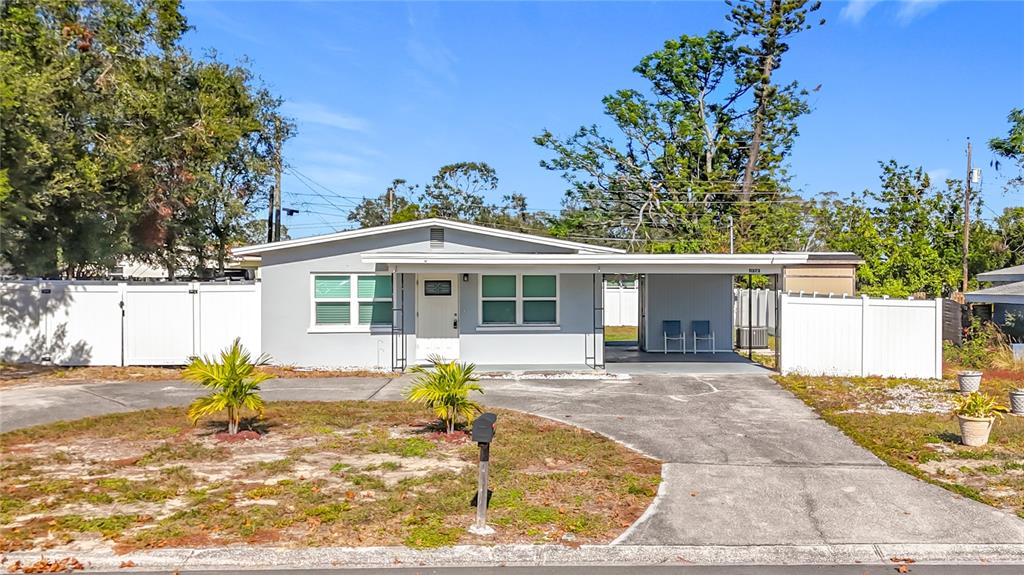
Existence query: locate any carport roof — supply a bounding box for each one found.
[362,251,842,274]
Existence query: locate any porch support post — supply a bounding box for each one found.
[747,274,753,359]
[773,273,780,372]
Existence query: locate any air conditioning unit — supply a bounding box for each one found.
[736,326,768,348]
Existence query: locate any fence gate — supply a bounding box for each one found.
[1,280,261,366]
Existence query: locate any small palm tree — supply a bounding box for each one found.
[404,356,483,434]
[184,338,272,435]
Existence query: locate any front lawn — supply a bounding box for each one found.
[604,326,637,342]
[0,364,395,388]
[0,401,659,552]
[775,371,1024,518]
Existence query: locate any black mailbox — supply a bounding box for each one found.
[472,413,497,444]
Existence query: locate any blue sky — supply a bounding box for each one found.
[181,1,1024,238]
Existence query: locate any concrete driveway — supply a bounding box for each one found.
[1,372,1022,549]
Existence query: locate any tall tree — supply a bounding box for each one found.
[0,0,289,278]
[816,161,965,297]
[535,26,814,252]
[727,0,823,201]
[419,162,496,221]
[989,108,1024,192]
[348,179,420,227]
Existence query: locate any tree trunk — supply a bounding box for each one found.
[740,0,782,203]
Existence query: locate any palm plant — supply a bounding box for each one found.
[404,356,483,434]
[184,338,272,435]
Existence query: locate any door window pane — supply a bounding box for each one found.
[482,300,516,324]
[424,280,452,296]
[523,300,556,324]
[315,302,350,324]
[482,275,516,298]
[314,276,350,298]
[358,301,392,325]
[523,275,556,298]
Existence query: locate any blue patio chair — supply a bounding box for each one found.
[692,320,715,354]
[663,320,685,354]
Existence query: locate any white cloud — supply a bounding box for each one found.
[841,0,880,24]
[840,0,947,26]
[895,0,946,25]
[281,101,369,133]
[927,168,952,184]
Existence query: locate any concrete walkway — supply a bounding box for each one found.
[1,373,1022,557]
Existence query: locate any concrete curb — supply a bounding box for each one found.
[5,543,1023,571]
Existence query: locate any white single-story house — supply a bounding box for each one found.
[233,218,860,370]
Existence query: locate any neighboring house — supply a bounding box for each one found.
[233,218,859,370]
[966,264,1024,343]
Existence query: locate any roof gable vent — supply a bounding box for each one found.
[429,227,445,249]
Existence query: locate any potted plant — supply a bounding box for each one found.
[956,370,982,393]
[1010,389,1024,415]
[953,392,1009,447]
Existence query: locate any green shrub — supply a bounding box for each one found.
[403,356,483,433]
[184,338,272,434]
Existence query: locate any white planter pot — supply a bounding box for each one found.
[1010,390,1024,415]
[957,371,982,394]
[957,415,994,447]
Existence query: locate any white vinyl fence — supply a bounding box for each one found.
[1,281,260,366]
[734,288,777,333]
[779,294,942,379]
[604,283,639,326]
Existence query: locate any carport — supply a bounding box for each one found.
[364,251,830,373]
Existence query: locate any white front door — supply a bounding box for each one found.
[416,274,460,362]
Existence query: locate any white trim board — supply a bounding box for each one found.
[233,218,624,256]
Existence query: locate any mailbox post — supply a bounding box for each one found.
[469,412,497,535]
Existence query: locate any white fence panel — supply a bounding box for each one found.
[2,280,262,366]
[864,298,943,379]
[196,283,261,358]
[780,294,942,379]
[46,283,123,366]
[603,286,638,326]
[1,282,45,363]
[780,296,863,376]
[123,284,196,365]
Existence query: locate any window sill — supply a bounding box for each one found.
[474,324,561,332]
[307,325,391,334]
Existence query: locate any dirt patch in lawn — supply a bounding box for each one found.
[0,401,660,553]
[775,373,1024,519]
[0,364,395,388]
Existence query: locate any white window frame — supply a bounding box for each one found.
[477,273,560,330]
[309,273,393,333]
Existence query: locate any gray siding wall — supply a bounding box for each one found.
[644,274,733,352]
[260,227,599,368]
[456,273,599,365]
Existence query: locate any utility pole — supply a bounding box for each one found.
[272,116,283,243]
[386,185,394,224]
[728,215,735,254]
[961,139,972,293]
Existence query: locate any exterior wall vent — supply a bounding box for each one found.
[429,227,445,249]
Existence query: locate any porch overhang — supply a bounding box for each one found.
[361,252,811,275]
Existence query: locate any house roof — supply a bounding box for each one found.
[977,264,1024,283]
[232,218,625,256]
[965,280,1024,305]
[360,251,827,274]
